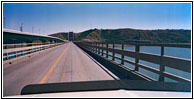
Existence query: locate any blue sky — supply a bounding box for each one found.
[3,3,191,35]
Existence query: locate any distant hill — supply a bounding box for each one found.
[50,28,191,43]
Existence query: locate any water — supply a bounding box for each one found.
[104,45,191,82]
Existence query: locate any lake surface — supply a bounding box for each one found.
[103,45,191,82]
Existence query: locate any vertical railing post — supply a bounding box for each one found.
[89,42,91,51]
[96,42,97,53]
[98,43,100,54]
[135,45,139,71]
[88,42,90,51]
[5,45,7,49]
[101,43,104,56]
[92,42,94,52]
[15,51,17,58]
[21,50,24,56]
[106,43,108,58]
[159,46,165,81]
[121,43,124,65]
[90,43,91,51]
[93,42,95,53]
[29,49,32,54]
[112,43,115,61]
[6,52,9,60]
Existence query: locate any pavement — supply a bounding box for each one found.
[3,42,116,96]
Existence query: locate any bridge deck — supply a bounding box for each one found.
[3,42,116,96]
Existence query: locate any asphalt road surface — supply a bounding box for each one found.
[3,42,115,96]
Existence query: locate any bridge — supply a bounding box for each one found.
[3,30,191,97]
[3,29,65,44]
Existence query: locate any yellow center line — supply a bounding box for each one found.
[39,44,69,84]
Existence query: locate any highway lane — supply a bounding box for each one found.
[3,42,115,96]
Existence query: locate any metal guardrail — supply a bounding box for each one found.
[3,43,64,61]
[3,43,53,49]
[76,42,191,83]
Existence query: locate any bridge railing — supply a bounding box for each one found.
[3,43,64,62]
[76,42,191,83]
[3,43,54,49]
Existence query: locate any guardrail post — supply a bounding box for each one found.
[106,43,108,58]
[112,43,115,61]
[5,45,7,49]
[159,46,165,81]
[98,43,100,54]
[15,51,17,58]
[29,49,32,54]
[101,43,104,56]
[21,50,24,56]
[135,45,139,71]
[121,43,124,65]
[6,52,9,60]
[95,42,97,53]
[92,42,96,52]
[91,43,93,52]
